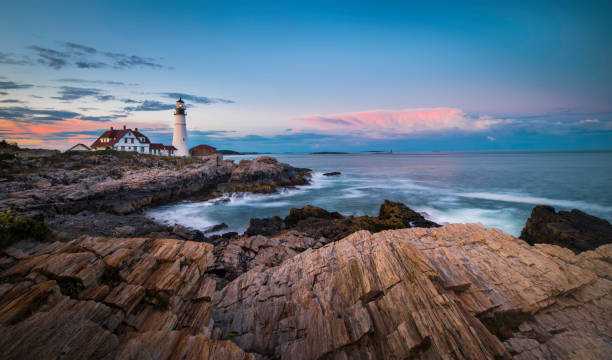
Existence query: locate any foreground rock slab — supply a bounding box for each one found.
[213,224,612,359]
[0,236,252,360]
[0,224,610,359]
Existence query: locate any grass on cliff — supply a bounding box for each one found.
[1,141,209,174]
[0,210,53,248]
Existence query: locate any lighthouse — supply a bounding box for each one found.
[172,98,188,156]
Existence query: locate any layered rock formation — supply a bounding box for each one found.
[520,205,612,253]
[224,156,310,193]
[0,236,253,359]
[1,224,610,359]
[212,225,612,359]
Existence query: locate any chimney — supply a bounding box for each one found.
[123,125,126,130]
[110,126,113,130]
[135,127,138,131]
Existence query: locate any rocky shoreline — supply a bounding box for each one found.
[1,147,611,359]
[0,149,310,240]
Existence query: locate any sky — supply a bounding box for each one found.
[0,0,611,152]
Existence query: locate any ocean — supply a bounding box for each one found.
[146,151,612,237]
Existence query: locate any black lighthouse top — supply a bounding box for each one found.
[175,97,186,115]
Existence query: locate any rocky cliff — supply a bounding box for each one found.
[1,224,610,359]
[0,151,311,239]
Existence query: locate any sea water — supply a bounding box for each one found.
[146,151,612,237]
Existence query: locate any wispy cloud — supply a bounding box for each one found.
[0,106,80,124]
[124,100,174,112]
[63,42,97,54]
[55,78,138,86]
[8,42,170,70]
[28,45,69,69]
[0,52,33,66]
[161,92,235,104]
[51,86,103,101]
[0,80,34,90]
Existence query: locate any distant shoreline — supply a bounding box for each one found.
[310,151,349,154]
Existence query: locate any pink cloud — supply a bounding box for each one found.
[0,117,168,149]
[293,108,506,138]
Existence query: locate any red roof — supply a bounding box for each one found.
[90,127,151,148]
[190,144,216,151]
[164,145,177,150]
[149,143,165,150]
[189,144,216,156]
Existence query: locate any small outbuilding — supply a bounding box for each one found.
[162,145,177,157]
[65,143,92,152]
[189,144,216,157]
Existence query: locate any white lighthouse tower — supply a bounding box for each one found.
[172,98,188,156]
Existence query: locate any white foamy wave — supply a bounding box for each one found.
[146,202,217,231]
[417,206,523,236]
[356,178,433,192]
[458,192,612,213]
[221,188,304,206]
[342,187,367,198]
[306,172,337,190]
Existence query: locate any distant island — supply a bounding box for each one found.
[310,151,349,154]
[217,149,260,155]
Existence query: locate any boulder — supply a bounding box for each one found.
[281,201,439,241]
[376,199,440,229]
[323,171,341,176]
[226,156,311,193]
[245,217,284,236]
[283,205,344,227]
[520,205,612,253]
[207,223,228,233]
[112,225,136,237]
[173,224,205,242]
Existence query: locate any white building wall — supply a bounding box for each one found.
[113,131,150,153]
[172,114,188,156]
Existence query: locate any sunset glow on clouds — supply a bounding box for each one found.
[293,108,511,138]
[0,117,170,149]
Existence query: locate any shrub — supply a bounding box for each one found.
[0,210,52,248]
[0,140,20,151]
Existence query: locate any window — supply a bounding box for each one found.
[124,138,127,143]
[141,147,144,152]
[131,138,134,144]
[121,146,125,150]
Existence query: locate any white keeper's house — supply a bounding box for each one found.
[90,125,176,156]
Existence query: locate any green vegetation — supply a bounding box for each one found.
[0,210,52,248]
[57,278,85,298]
[477,310,533,341]
[0,140,20,151]
[174,156,199,170]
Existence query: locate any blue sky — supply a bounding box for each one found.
[0,0,610,151]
